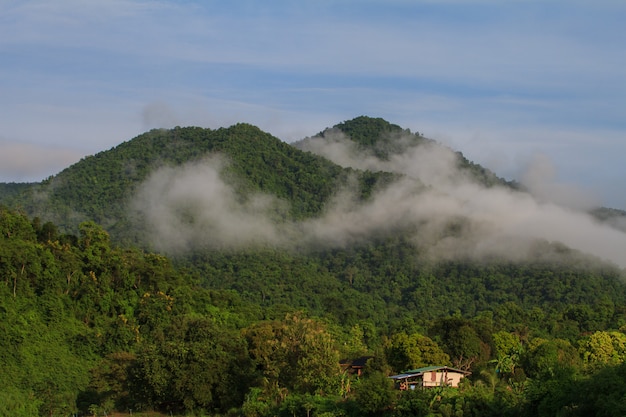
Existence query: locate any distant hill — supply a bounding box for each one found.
[0,117,512,245]
[0,182,34,200]
[1,116,624,262]
[1,124,367,243]
[296,115,509,188]
[590,207,626,233]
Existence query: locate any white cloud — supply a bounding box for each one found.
[131,156,287,253]
[132,130,626,268]
[519,153,600,210]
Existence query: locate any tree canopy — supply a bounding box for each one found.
[2,117,626,416]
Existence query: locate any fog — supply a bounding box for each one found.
[132,128,626,268]
[132,156,287,253]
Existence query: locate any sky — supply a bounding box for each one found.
[1,0,625,209]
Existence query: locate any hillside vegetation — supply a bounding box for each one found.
[2,116,626,416]
[4,125,348,240]
[2,205,626,416]
[2,117,510,243]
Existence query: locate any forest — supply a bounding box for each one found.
[2,117,626,416]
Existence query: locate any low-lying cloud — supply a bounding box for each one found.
[131,129,626,269]
[131,156,288,253]
[520,152,600,211]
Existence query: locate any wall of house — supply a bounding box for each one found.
[421,371,465,388]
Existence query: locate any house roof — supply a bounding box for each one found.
[340,355,373,368]
[389,365,471,380]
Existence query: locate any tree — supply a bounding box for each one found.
[522,363,626,417]
[0,385,42,417]
[431,318,485,370]
[522,338,581,379]
[579,330,626,370]
[131,315,252,414]
[245,313,342,399]
[353,371,396,416]
[78,221,111,274]
[0,208,36,240]
[385,331,450,373]
[491,331,523,377]
[82,351,137,412]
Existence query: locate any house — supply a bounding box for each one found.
[340,355,374,377]
[389,366,471,389]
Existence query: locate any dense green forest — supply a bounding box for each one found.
[2,124,350,243]
[3,206,626,416]
[0,117,512,243]
[2,116,626,416]
[0,182,34,200]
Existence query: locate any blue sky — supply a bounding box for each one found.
[1,0,625,208]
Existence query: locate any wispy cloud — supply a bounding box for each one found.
[132,129,626,268]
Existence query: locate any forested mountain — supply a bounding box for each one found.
[0,116,510,242]
[2,124,350,243]
[2,116,626,416]
[298,116,507,188]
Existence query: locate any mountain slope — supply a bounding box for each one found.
[296,115,509,188]
[7,117,497,247]
[2,116,625,267]
[0,182,34,201]
[4,123,388,243]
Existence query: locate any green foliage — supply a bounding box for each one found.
[0,384,42,417]
[392,388,434,417]
[384,332,450,373]
[571,362,626,417]
[522,338,581,379]
[1,204,626,416]
[0,295,93,416]
[578,330,626,370]
[245,313,342,398]
[131,315,253,413]
[353,371,396,416]
[430,317,489,369]
[1,116,626,416]
[0,183,34,202]
[491,331,523,377]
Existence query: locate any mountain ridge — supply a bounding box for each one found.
[0,117,501,239]
[1,116,625,267]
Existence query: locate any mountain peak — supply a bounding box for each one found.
[320,116,426,160]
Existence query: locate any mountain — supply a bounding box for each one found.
[3,116,626,415]
[1,124,356,243]
[296,115,509,188]
[2,116,624,261]
[590,207,626,233]
[0,117,511,245]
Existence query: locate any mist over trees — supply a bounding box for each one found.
[2,116,626,416]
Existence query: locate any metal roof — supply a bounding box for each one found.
[389,365,471,379]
